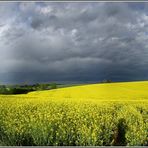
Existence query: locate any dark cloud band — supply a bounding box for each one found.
[0,2,148,84]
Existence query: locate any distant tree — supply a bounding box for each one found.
[0,85,7,94]
[50,83,57,89]
[38,84,48,90]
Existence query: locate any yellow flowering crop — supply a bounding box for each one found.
[0,81,147,146]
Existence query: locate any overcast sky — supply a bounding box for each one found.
[0,2,148,84]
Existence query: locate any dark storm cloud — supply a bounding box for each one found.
[0,2,148,84]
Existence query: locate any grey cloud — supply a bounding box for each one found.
[0,2,148,84]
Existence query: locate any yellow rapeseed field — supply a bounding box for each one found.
[0,81,147,146]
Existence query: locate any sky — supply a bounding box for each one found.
[0,2,148,84]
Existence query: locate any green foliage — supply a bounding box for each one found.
[37,84,48,90]
[0,85,34,94]
[0,82,57,95]
[50,83,57,89]
[0,85,7,94]
[10,88,34,94]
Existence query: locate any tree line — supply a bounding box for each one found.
[0,83,57,94]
